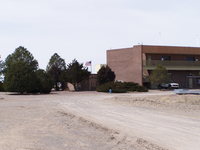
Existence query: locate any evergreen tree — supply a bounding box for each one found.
[0,60,4,81]
[149,65,170,87]
[0,60,3,73]
[4,46,38,94]
[67,59,90,90]
[46,53,67,91]
[35,69,53,94]
[97,66,115,85]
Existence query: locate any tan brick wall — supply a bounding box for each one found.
[107,46,143,85]
[107,45,200,87]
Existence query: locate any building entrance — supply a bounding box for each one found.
[186,76,200,89]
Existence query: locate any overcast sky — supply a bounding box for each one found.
[1,0,200,72]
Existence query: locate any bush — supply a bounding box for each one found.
[135,86,148,92]
[96,81,148,93]
[96,82,127,93]
[111,89,127,93]
[96,82,115,92]
[123,82,148,92]
[122,82,139,91]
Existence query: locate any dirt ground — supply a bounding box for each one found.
[0,91,199,150]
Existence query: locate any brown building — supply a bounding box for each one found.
[79,74,98,91]
[107,45,200,88]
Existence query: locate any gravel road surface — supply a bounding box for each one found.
[0,91,199,150]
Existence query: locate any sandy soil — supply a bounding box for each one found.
[0,91,199,150]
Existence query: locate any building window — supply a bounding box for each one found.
[197,79,200,85]
[147,56,151,60]
[186,56,195,61]
[161,56,171,61]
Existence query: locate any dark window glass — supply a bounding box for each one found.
[197,79,200,85]
[161,56,171,61]
[146,55,152,61]
[186,56,195,61]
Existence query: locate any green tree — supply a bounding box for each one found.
[0,60,4,81]
[46,53,67,91]
[67,59,90,90]
[0,60,4,92]
[35,69,53,94]
[149,65,170,87]
[0,60,3,73]
[4,46,39,94]
[0,81,4,92]
[97,65,115,85]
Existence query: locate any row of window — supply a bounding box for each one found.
[161,56,198,61]
[148,56,199,61]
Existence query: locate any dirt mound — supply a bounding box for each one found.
[109,94,200,112]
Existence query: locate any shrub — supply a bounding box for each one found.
[96,82,127,93]
[135,86,148,92]
[123,82,139,91]
[96,81,148,93]
[96,82,115,92]
[123,82,148,92]
[111,89,127,93]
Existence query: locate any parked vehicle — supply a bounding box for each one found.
[158,83,179,89]
[158,83,169,89]
[169,83,179,89]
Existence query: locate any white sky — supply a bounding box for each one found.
[1,0,200,72]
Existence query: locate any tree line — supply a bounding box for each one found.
[0,46,91,94]
[0,46,150,94]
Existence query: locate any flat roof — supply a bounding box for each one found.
[107,45,200,55]
[142,45,200,55]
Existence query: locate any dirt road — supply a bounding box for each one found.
[0,91,199,150]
